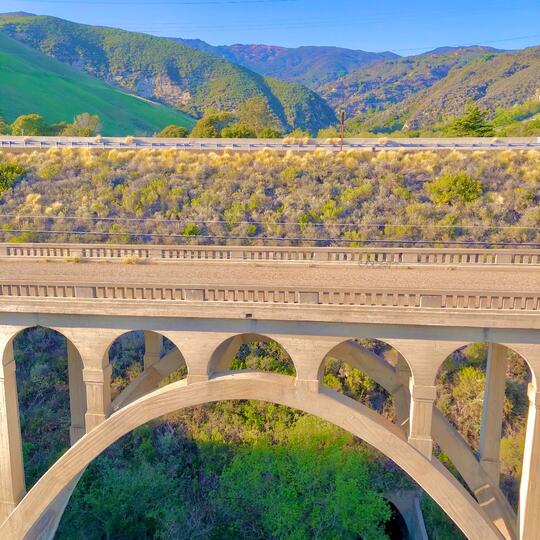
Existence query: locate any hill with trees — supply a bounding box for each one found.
[0,14,336,134]
[0,32,194,136]
[171,38,397,89]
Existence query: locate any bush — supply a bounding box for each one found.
[156,125,189,138]
[220,123,256,138]
[11,114,48,136]
[426,172,483,205]
[0,163,26,194]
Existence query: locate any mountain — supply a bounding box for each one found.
[0,14,336,133]
[0,32,194,136]
[320,45,540,132]
[171,39,397,90]
[319,47,499,117]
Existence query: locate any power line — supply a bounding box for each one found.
[2,228,539,247]
[0,215,538,230]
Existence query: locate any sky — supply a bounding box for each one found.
[2,0,540,53]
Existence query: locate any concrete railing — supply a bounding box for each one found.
[0,136,539,152]
[0,280,538,312]
[1,243,539,267]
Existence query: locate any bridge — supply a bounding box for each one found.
[0,243,539,539]
[1,135,540,152]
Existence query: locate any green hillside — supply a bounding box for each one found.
[0,14,335,134]
[0,32,194,136]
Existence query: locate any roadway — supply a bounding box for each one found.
[1,136,539,152]
[2,259,539,293]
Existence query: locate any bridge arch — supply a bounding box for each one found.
[0,373,502,540]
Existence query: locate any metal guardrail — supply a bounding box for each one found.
[0,136,539,152]
[1,243,539,266]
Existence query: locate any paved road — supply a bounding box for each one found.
[2,260,539,292]
[1,136,539,152]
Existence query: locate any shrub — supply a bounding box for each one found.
[0,163,26,194]
[156,125,189,138]
[426,172,483,205]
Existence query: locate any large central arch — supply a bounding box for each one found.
[1,372,501,539]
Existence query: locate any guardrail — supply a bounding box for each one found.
[1,243,539,266]
[0,136,539,152]
[0,280,538,312]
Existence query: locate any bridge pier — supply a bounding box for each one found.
[0,330,25,523]
[519,385,540,540]
[480,344,508,487]
[67,342,86,444]
[143,331,163,370]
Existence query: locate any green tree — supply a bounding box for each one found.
[0,163,26,194]
[217,416,391,540]
[0,117,8,135]
[11,114,48,136]
[221,123,256,138]
[62,113,102,137]
[237,96,281,134]
[190,110,236,138]
[156,124,190,138]
[257,126,282,138]
[447,101,494,137]
[426,172,483,205]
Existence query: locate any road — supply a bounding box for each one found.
[1,136,539,152]
[2,259,539,293]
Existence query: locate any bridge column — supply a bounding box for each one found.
[276,336,343,392]
[0,329,25,523]
[519,384,540,540]
[144,331,163,370]
[67,342,86,444]
[393,352,412,431]
[479,343,508,487]
[163,332,234,384]
[388,340,461,460]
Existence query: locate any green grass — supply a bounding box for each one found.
[0,32,194,136]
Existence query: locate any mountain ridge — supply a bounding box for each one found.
[0,14,336,133]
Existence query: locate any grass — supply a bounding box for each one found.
[0,32,195,136]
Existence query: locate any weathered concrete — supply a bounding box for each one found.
[0,244,539,539]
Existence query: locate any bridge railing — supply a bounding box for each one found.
[1,243,539,266]
[0,280,538,312]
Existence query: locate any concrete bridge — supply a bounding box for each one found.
[0,243,539,539]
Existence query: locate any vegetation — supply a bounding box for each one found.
[0,148,538,245]
[0,14,336,134]
[445,102,494,137]
[0,31,194,136]
[156,125,190,138]
[0,161,25,194]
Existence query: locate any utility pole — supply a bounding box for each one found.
[340,110,345,151]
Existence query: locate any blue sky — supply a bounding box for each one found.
[2,0,540,53]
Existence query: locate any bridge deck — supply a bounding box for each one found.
[1,259,539,293]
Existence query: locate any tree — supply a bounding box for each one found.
[447,101,494,137]
[156,125,190,138]
[0,117,8,135]
[220,123,256,138]
[426,172,484,205]
[62,113,102,137]
[190,110,236,138]
[257,126,282,138]
[11,114,48,136]
[217,416,391,540]
[0,163,26,195]
[237,96,281,134]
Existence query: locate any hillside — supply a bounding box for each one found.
[319,47,498,117]
[0,14,336,133]
[171,38,396,89]
[0,32,194,136]
[320,45,540,133]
